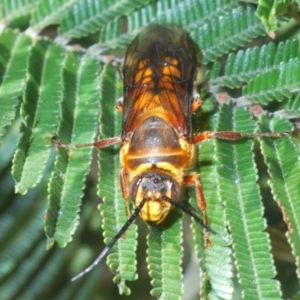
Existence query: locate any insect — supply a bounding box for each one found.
[52,24,287,280]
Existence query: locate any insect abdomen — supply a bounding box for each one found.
[122,116,194,180]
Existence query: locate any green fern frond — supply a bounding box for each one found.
[59,0,151,39]
[0,136,102,298]
[12,38,51,192]
[98,64,138,295]
[1,0,38,23]
[216,105,282,299]
[45,51,80,248]
[147,210,183,299]
[209,39,300,89]
[287,93,300,115]
[0,0,300,299]
[46,53,100,248]
[0,160,48,299]
[0,29,32,143]
[193,4,266,63]
[244,56,300,103]
[258,115,300,281]
[195,111,234,299]
[255,0,278,36]
[99,1,266,63]
[13,43,65,195]
[52,54,100,247]
[31,0,78,30]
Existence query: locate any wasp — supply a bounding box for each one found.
[52,24,287,280]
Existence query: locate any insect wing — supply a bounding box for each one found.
[122,24,197,139]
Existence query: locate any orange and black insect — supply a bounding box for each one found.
[52,24,286,280]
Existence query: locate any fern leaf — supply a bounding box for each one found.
[100,2,265,63]
[0,185,43,257]
[243,52,300,103]
[0,152,103,299]
[0,122,20,170]
[193,3,265,63]
[98,64,138,295]
[147,210,183,299]
[194,115,234,299]
[209,39,300,89]
[11,38,51,192]
[258,115,300,281]
[1,0,38,23]
[255,0,278,36]
[216,104,281,300]
[13,43,65,195]
[100,0,205,48]
[52,54,99,247]
[59,0,151,39]
[31,0,78,29]
[287,92,300,115]
[0,185,47,299]
[1,241,48,299]
[0,29,32,143]
[0,1,299,298]
[99,17,128,48]
[20,245,74,299]
[45,51,80,247]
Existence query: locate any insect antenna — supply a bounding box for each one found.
[71,196,147,281]
[162,196,228,243]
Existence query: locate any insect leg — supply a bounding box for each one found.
[120,167,131,218]
[52,135,120,149]
[184,173,210,246]
[184,174,207,221]
[192,131,288,144]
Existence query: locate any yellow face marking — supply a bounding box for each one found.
[139,200,171,224]
[135,178,172,224]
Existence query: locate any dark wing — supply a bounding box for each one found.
[122,24,197,139]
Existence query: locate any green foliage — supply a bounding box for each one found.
[147,210,183,299]
[209,35,300,104]
[45,51,80,248]
[0,0,38,23]
[258,115,300,280]
[59,0,151,38]
[98,64,138,295]
[13,42,64,194]
[31,0,80,29]
[0,0,300,299]
[218,105,281,299]
[50,53,100,247]
[0,30,32,142]
[209,39,300,90]
[287,93,300,115]
[194,111,234,300]
[11,39,51,191]
[99,1,266,63]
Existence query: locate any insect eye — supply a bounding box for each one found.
[129,176,142,201]
[170,181,180,202]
